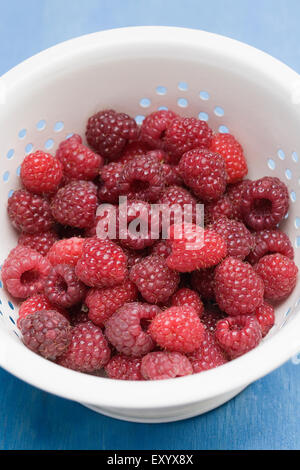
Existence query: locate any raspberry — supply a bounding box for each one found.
[18,294,53,328]
[205,195,234,224]
[20,151,63,194]
[201,306,227,333]
[58,321,111,372]
[190,268,216,300]
[178,148,227,202]
[56,134,103,181]
[215,315,262,359]
[129,255,180,304]
[210,217,254,260]
[85,279,138,326]
[241,177,289,230]
[166,224,227,272]
[86,109,139,160]
[105,355,143,380]
[187,330,228,373]
[20,310,71,360]
[44,264,87,308]
[254,302,275,337]
[141,352,193,380]
[210,133,248,183]
[214,257,264,315]
[164,117,213,163]
[171,288,204,317]
[2,245,51,299]
[118,141,151,164]
[151,240,172,259]
[140,110,178,149]
[75,238,128,288]
[162,164,183,186]
[47,237,84,267]
[157,185,198,226]
[8,189,54,233]
[247,229,294,264]
[149,306,205,353]
[105,302,161,357]
[51,181,98,228]
[227,180,251,220]
[18,230,58,256]
[98,162,124,203]
[254,254,298,301]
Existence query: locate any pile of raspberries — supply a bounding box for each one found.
[2,108,298,381]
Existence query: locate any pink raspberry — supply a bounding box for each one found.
[190,268,216,300]
[141,352,193,380]
[247,229,294,264]
[201,306,227,333]
[8,189,54,233]
[18,230,58,256]
[215,315,262,359]
[210,217,254,260]
[140,110,178,149]
[44,264,87,308]
[171,288,204,317]
[162,164,183,186]
[105,302,161,357]
[149,306,205,353]
[226,179,251,220]
[151,240,172,259]
[214,257,264,316]
[20,151,63,194]
[254,302,275,337]
[47,237,84,267]
[210,133,248,183]
[187,330,228,373]
[118,141,151,164]
[157,185,198,226]
[98,162,124,203]
[105,355,143,380]
[205,195,234,224]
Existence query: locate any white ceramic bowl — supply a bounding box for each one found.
[0,26,300,423]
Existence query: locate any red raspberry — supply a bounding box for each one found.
[164,117,213,163]
[253,302,275,337]
[20,151,63,194]
[8,189,54,233]
[226,180,251,220]
[201,306,227,333]
[210,217,254,260]
[205,195,234,224]
[162,164,183,186]
[157,185,198,226]
[215,315,262,359]
[18,293,53,328]
[254,254,298,301]
[2,245,51,299]
[105,302,161,357]
[210,133,248,183]
[18,230,58,256]
[141,352,193,380]
[20,310,71,360]
[105,355,143,380]
[151,240,172,259]
[118,141,151,164]
[56,134,103,181]
[129,255,180,304]
[98,162,124,203]
[47,237,84,267]
[75,238,128,288]
[58,321,111,372]
[178,148,227,202]
[191,268,216,300]
[85,279,138,326]
[187,330,228,373]
[44,264,87,308]
[247,229,294,265]
[214,257,264,315]
[140,110,178,149]
[86,109,139,160]
[171,288,204,317]
[166,224,227,272]
[241,177,289,230]
[51,181,98,228]
[149,306,205,353]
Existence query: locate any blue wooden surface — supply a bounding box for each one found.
[1,0,300,450]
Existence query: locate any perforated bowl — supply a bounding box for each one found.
[0,26,300,423]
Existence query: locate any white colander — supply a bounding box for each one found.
[0,26,300,423]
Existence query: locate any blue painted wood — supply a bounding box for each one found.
[1,0,300,450]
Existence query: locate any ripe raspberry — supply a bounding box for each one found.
[171,288,204,317]
[75,238,128,288]
[47,237,84,267]
[254,254,298,301]
[58,321,111,372]
[241,177,289,230]
[140,110,178,149]
[162,164,183,186]
[51,181,98,228]
[8,189,54,233]
[201,306,227,333]
[18,293,53,328]
[105,355,143,380]
[164,117,213,163]
[18,230,58,256]
[105,302,161,357]
[141,352,193,380]
[56,134,103,181]
[227,180,251,221]
[2,245,51,299]
[85,279,138,326]
[20,151,63,194]
[149,306,204,353]
[210,217,254,260]
[247,229,294,265]
[215,315,262,359]
[86,109,139,160]
[254,302,275,337]
[210,133,248,183]
[44,264,87,308]
[205,195,234,224]
[214,257,264,315]
[151,240,172,259]
[178,148,227,202]
[166,224,227,272]
[20,310,71,360]
[129,255,180,304]
[118,141,151,164]
[157,185,198,226]
[190,268,216,300]
[98,162,124,203]
[187,330,228,373]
